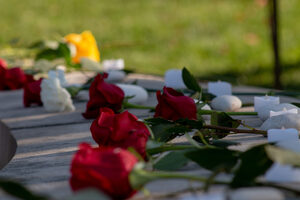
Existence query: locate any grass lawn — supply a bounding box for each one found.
[1,0,300,89]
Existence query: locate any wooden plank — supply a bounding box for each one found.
[1,74,300,200]
[1,102,90,129]
[0,90,23,111]
[0,123,94,199]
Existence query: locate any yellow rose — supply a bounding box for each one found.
[64,31,100,63]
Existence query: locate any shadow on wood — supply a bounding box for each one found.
[0,121,17,169]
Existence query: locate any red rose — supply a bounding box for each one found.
[23,78,43,107]
[0,58,7,90]
[82,73,125,119]
[154,87,197,121]
[25,74,35,83]
[70,143,138,199]
[90,108,150,158]
[4,67,27,90]
[0,58,29,90]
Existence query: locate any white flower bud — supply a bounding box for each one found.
[41,76,75,112]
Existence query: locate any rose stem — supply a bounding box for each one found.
[203,125,267,135]
[198,110,257,116]
[147,145,197,155]
[149,171,228,185]
[123,102,155,110]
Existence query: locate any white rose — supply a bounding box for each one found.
[48,69,68,87]
[41,77,75,112]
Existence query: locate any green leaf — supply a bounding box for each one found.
[29,40,59,49]
[265,145,300,167]
[291,102,300,108]
[210,112,240,139]
[146,140,165,149]
[65,86,82,98]
[36,42,72,66]
[185,148,239,172]
[201,92,216,102]
[210,140,240,148]
[211,112,240,138]
[0,178,48,200]
[144,117,173,126]
[145,117,202,142]
[150,123,178,142]
[182,67,202,93]
[175,118,203,130]
[231,144,273,187]
[154,151,190,171]
[129,163,158,190]
[151,124,190,142]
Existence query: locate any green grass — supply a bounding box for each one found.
[1,0,300,89]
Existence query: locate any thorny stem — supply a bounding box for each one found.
[237,120,259,132]
[198,110,257,116]
[147,145,197,155]
[203,125,267,135]
[123,102,155,110]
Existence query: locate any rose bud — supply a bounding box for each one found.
[82,73,124,119]
[154,87,197,121]
[23,78,43,107]
[25,74,35,83]
[90,108,150,158]
[70,143,138,199]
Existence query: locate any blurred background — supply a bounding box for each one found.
[0,0,300,89]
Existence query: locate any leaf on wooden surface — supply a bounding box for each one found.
[231,144,273,187]
[182,67,202,93]
[185,147,239,172]
[154,151,190,171]
[211,112,240,129]
[0,178,48,200]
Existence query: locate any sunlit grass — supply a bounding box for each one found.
[0,0,300,89]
